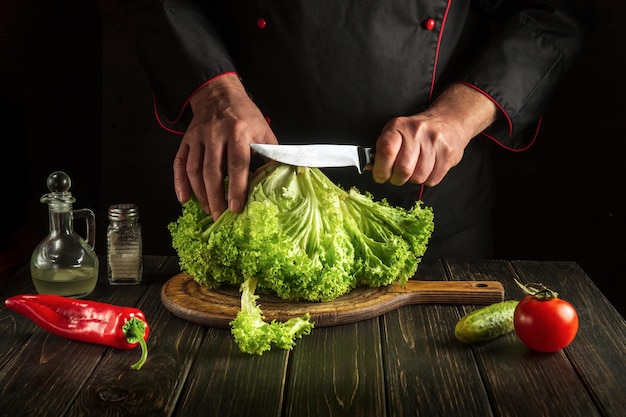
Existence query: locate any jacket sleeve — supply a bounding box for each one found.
[137,0,236,133]
[459,0,597,150]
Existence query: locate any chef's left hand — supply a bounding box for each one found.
[371,83,499,187]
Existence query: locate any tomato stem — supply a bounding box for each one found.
[514,278,558,300]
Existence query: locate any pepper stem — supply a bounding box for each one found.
[122,317,149,370]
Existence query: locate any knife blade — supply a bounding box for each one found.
[250,143,374,173]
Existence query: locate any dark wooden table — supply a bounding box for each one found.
[1,256,625,417]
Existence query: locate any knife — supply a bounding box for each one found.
[250,143,375,173]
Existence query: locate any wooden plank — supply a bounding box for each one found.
[382,260,495,417]
[284,318,386,417]
[64,256,204,417]
[3,256,624,417]
[0,256,170,417]
[512,260,626,417]
[0,321,111,416]
[447,259,601,417]
[0,263,125,417]
[0,265,42,370]
[174,331,289,417]
[155,256,290,417]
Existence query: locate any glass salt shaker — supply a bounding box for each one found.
[107,204,143,285]
[30,171,99,298]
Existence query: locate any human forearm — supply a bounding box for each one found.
[427,83,499,141]
[189,73,248,116]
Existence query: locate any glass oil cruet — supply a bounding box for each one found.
[30,171,99,298]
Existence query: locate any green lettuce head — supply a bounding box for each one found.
[169,161,434,302]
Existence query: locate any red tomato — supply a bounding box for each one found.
[513,295,579,352]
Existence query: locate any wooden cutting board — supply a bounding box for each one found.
[160,272,504,328]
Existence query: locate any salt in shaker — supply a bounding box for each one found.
[107,203,143,285]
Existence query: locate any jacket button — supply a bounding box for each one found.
[256,17,267,29]
[424,18,436,30]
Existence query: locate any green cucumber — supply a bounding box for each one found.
[454,300,519,343]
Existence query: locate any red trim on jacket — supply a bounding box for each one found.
[152,96,184,135]
[482,118,542,152]
[456,81,540,152]
[152,71,239,135]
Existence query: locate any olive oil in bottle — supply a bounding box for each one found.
[30,171,99,298]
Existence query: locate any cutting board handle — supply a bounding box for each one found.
[397,280,504,305]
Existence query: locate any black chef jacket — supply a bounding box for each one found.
[137,0,594,259]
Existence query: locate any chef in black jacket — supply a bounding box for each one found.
[138,0,594,260]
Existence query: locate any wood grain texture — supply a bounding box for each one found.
[448,259,602,417]
[67,256,205,417]
[511,261,626,417]
[4,257,625,417]
[160,272,505,328]
[0,276,149,417]
[284,318,386,417]
[382,260,497,417]
[0,266,40,370]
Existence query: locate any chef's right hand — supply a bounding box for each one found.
[372,83,499,187]
[174,73,278,220]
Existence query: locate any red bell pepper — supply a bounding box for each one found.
[5,294,150,370]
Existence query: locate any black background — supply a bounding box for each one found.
[1,0,623,316]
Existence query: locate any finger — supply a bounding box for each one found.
[389,140,419,186]
[202,146,227,220]
[422,147,458,186]
[226,140,252,213]
[186,146,213,215]
[423,162,448,186]
[409,145,437,185]
[173,143,192,203]
[372,130,402,184]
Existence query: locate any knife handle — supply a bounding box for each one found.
[358,147,375,173]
